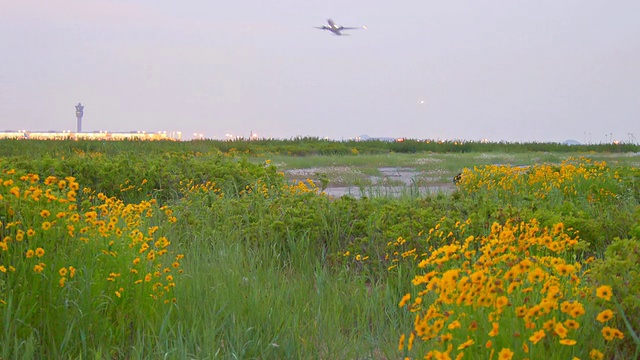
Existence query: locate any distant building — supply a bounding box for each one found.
[0,130,182,141]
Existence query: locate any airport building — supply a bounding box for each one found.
[0,130,182,141]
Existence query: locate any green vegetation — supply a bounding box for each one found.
[0,139,638,358]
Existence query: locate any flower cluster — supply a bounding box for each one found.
[398,219,624,359]
[1,169,181,308]
[456,157,621,203]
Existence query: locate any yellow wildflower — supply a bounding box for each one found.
[595,285,612,301]
[448,320,461,330]
[554,323,568,339]
[489,322,499,337]
[589,349,604,360]
[398,333,405,351]
[529,329,545,344]
[35,247,45,257]
[498,348,514,360]
[457,338,474,350]
[398,294,411,307]
[596,309,614,323]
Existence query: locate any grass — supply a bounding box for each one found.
[171,232,408,359]
[1,140,638,359]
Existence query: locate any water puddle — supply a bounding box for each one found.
[285,166,456,198]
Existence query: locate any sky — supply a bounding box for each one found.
[1,1,639,143]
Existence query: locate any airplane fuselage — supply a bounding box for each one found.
[316,19,359,36]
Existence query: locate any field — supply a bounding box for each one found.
[1,139,639,359]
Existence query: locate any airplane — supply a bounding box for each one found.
[315,19,366,36]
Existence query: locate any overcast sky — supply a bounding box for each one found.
[2,1,639,142]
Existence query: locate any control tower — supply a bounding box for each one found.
[75,102,84,133]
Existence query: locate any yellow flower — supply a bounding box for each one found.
[35,247,45,257]
[568,302,585,318]
[589,349,604,360]
[448,320,461,330]
[554,263,575,276]
[601,326,616,341]
[399,294,411,308]
[489,322,499,337]
[529,329,545,345]
[457,338,474,350]
[602,327,624,340]
[498,348,514,360]
[559,339,577,345]
[0,266,6,273]
[27,229,35,237]
[596,285,612,301]
[59,277,66,287]
[25,249,34,258]
[34,264,44,273]
[40,209,51,218]
[495,296,509,308]
[564,319,580,329]
[42,221,52,231]
[398,333,405,351]
[408,332,415,351]
[596,309,614,323]
[554,323,568,339]
[139,243,149,254]
[59,267,68,277]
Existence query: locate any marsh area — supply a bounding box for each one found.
[273,151,640,198]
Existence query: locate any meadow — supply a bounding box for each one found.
[0,139,639,359]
